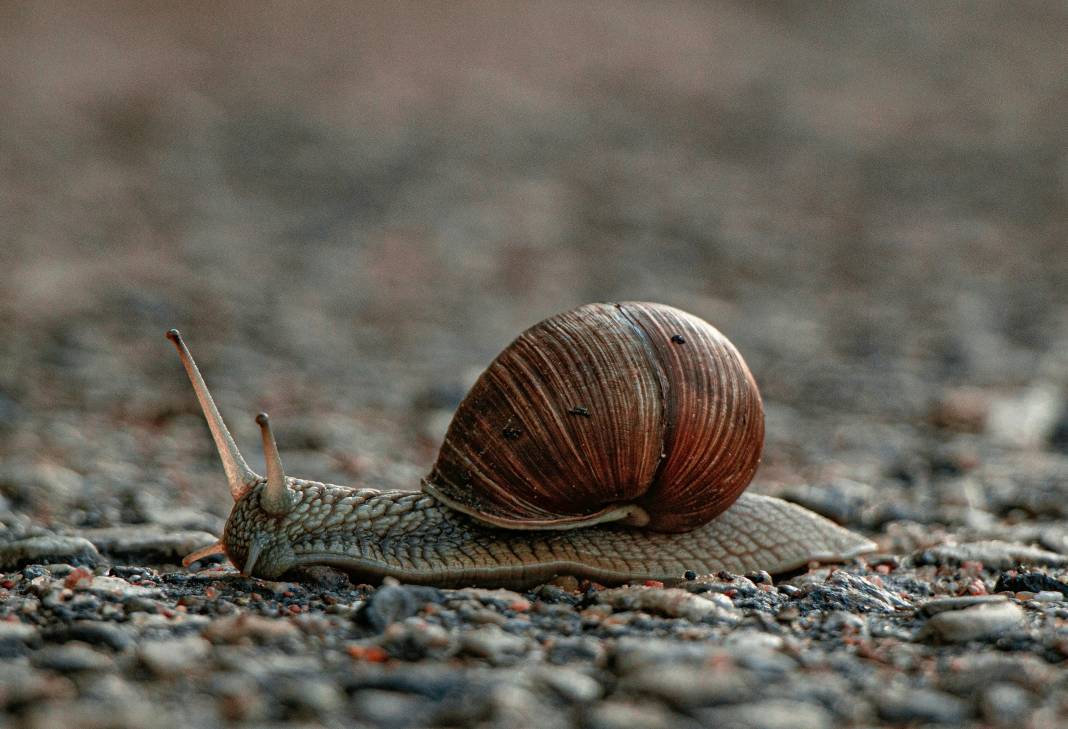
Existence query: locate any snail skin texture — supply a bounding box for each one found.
[169,302,875,589]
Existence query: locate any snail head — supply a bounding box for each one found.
[166,329,337,578]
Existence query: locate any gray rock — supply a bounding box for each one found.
[453,587,531,611]
[918,594,1009,616]
[23,698,175,729]
[612,638,719,673]
[82,575,161,599]
[46,620,134,651]
[916,541,1068,569]
[0,620,41,656]
[0,535,99,569]
[0,662,76,708]
[459,625,529,665]
[0,462,84,509]
[919,602,1025,643]
[782,478,875,525]
[202,612,300,645]
[275,677,343,719]
[585,701,693,729]
[209,672,269,722]
[722,633,797,677]
[596,586,738,623]
[546,635,606,665]
[823,609,867,632]
[798,571,912,613]
[32,643,115,673]
[76,526,217,563]
[1032,590,1065,602]
[359,582,442,632]
[138,636,213,677]
[876,687,968,724]
[981,682,1035,727]
[936,653,1055,694]
[619,664,753,707]
[380,616,456,660]
[535,666,603,703]
[351,688,433,729]
[700,699,834,729]
[134,492,225,533]
[483,682,566,729]
[988,383,1064,449]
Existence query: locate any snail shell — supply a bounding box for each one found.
[422,302,764,533]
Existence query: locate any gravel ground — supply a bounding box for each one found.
[3,3,1068,728]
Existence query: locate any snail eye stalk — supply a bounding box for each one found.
[255,412,295,516]
[166,329,260,500]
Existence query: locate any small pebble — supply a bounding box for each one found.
[32,643,115,673]
[0,537,100,570]
[138,636,213,677]
[596,587,737,623]
[877,687,968,725]
[918,595,1008,616]
[458,625,528,665]
[358,583,442,631]
[1032,590,1064,602]
[919,602,1025,643]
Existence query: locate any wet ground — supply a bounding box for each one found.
[3,3,1068,727]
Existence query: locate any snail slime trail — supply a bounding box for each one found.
[166,303,876,587]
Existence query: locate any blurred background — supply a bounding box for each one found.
[2,2,1067,540]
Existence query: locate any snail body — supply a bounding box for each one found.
[168,303,874,588]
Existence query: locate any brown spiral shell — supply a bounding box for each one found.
[421,302,764,533]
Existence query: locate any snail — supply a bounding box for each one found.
[169,302,874,588]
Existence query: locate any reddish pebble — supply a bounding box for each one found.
[643,580,665,589]
[204,587,219,599]
[288,604,302,614]
[1,579,15,589]
[508,600,530,612]
[64,568,93,589]
[347,645,389,662]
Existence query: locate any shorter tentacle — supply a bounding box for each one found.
[255,412,295,516]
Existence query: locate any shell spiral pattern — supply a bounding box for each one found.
[422,302,764,533]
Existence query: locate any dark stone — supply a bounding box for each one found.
[286,565,352,590]
[531,585,580,606]
[31,644,113,673]
[1050,406,1068,453]
[994,571,1068,597]
[342,671,462,701]
[358,584,443,632]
